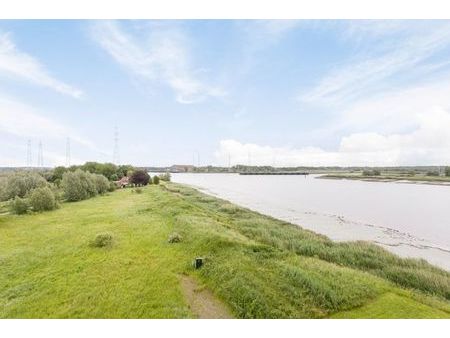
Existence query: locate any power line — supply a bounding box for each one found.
[113,126,120,165]
[66,137,71,167]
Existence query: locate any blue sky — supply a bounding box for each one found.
[1,20,450,167]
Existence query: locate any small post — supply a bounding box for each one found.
[193,257,203,269]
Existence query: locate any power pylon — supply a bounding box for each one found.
[26,139,32,168]
[37,141,43,167]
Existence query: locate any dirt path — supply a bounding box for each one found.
[180,275,233,319]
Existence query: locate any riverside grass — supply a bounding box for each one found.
[0,183,449,318]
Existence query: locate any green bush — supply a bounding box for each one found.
[168,232,182,243]
[9,196,29,215]
[29,187,58,212]
[1,172,47,201]
[159,172,171,182]
[94,174,110,194]
[91,233,113,248]
[61,169,98,202]
[134,188,143,194]
[108,181,117,192]
[152,175,160,185]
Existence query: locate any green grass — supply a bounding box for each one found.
[0,183,449,318]
[331,293,450,318]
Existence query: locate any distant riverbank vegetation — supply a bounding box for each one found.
[320,166,450,184]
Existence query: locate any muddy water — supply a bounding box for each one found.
[171,173,450,271]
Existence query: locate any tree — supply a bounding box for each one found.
[61,169,98,202]
[130,170,150,186]
[446,167,450,177]
[2,172,47,201]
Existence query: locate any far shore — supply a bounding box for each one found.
[318,174,450,186]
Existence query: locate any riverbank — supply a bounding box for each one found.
[319,173,450,185]
[1,183,449,318]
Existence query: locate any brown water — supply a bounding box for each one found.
[171,173,450,271]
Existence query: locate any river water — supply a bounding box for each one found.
[171,173,450,271]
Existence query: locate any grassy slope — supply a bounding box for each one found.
[0,183,449,318]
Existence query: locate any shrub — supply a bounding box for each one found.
[2,172,47,201]
[159,172,171,182]
[362,170,381,176]
[152,175,160,185]
[168,232,182,243]
[91,233,113,248]
[29,187,58,212]
[108,181,117,192]
[61,169,98,202]
[94,174,110,194]
[9,196,29,215]
[134,188,143,194]
[445,167,450,177]
[427,171,439,176]
[130,170,150,186]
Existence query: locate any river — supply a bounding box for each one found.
[170,173,450,271]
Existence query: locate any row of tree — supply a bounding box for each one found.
[46,162,134,184]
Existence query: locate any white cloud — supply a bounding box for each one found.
[299,21,450,105]
[91,21,224,104]
[0,32,83,99]
[215,107,450,167]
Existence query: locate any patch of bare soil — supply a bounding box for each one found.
[180,275,233,319]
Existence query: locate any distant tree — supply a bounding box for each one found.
[49,166,68,183]
[2,172,47,201]
[427,171,439,176]
[372,169,381,176]
[159,172,171,182]
[362,170,372,176]
[61,169,98,202]
[445,167,450,177]
[130,170,150,186]
[117,165,135,179]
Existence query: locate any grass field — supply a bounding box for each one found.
[0,183,449,318]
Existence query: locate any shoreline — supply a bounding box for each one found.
[317,174,450,186]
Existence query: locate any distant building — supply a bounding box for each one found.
[170,165,195,173]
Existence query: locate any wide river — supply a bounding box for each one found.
[171,173,450,271]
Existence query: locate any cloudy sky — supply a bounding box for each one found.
[1,20,450,167]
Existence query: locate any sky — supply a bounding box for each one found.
[1,20,450,167]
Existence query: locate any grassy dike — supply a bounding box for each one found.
[0,182,449,318]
